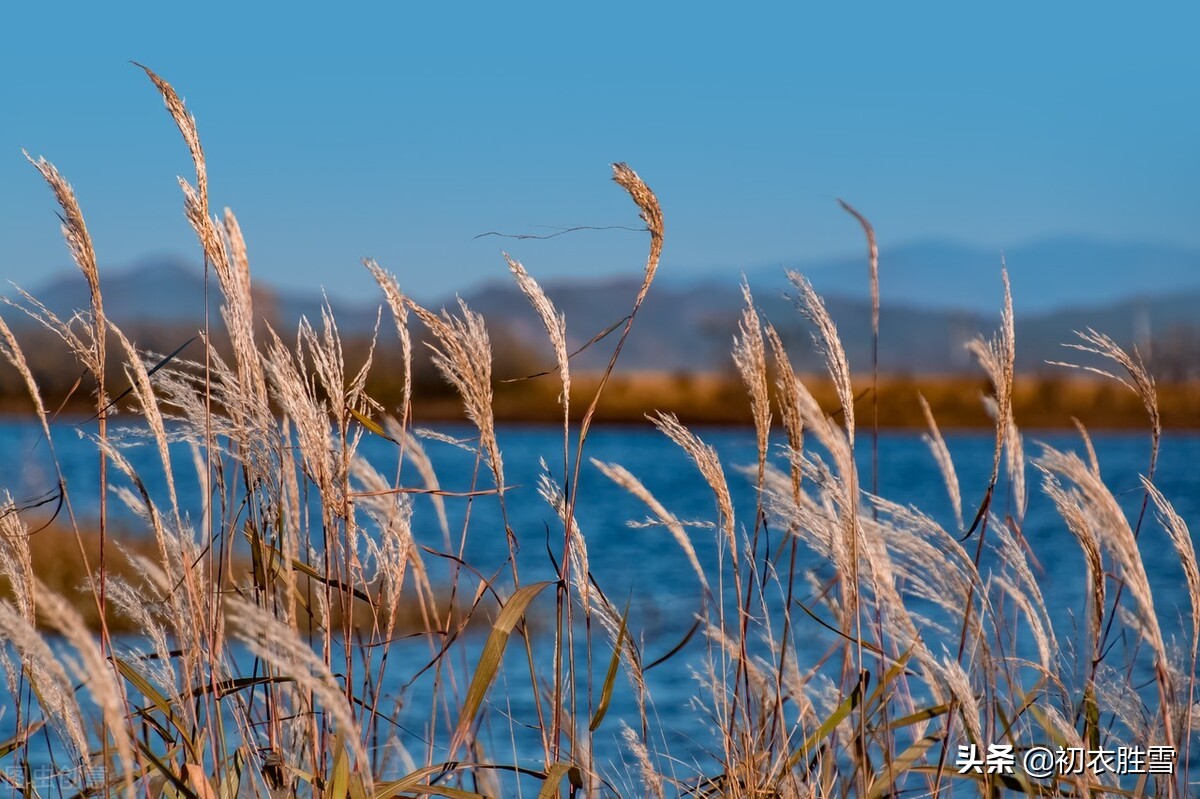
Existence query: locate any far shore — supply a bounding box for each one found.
[2,371,1192,431]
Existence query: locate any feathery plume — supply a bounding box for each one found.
[918,393,963,531]
[592,458,709,595]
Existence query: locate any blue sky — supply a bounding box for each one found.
[1,3,1197,301]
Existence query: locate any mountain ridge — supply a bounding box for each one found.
[7,236,1198,377]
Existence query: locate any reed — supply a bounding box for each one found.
[0,67,1194,799]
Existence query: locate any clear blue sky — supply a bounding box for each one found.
[2,2,1197,301]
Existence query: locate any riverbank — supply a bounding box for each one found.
[430,371,1200,429]
[1,372,1193,430]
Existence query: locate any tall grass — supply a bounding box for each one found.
[0,68,1195,798]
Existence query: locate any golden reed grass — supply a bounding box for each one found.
[0,67,1194,799]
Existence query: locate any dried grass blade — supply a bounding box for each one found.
[589,600,630,731]
[537,763,583,799]
[865,733,943,799]
[776,671,867,778]
[449,580,555,755]
[643,616,703,672]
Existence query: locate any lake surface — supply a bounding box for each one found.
[1,419,1197,790]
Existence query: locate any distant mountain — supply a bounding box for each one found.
[6,254,374,337]
[456,275,989,374]
[732,237,1200,313]
[16,255,213,324]
[454,275,1198,376]
[7,244,1198,378]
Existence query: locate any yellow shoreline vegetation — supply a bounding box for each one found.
[4,369,1197,430]
[477,370,1200,429]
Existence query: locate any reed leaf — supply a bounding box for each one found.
[449,581,555,756]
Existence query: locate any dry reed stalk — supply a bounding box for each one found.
[983,395,1028,522]
[99,443,210,698]
[591,458,709,595]
[262,322,354,726]
[1036,445,1168,676]
[759,458,849,595]
[404,298,504,494]
[765,324,804,499]
[1092,661,1153,747]
[918,393,963,532]
[836,199,879,357]
[349,457,414,620]
[24,152,113,613]
[586,580,647,724]
[536,469,591,611]
[938,654,982,745]
[217,210,271,427]
[0,599,90,765]
[989,511,1055,659]
[505,254,570,412]
[1051,328,1161,476]
[136,64,207,218]
[227,598,371,787]
[786,273,855,448]
[620,723,665,799]
[22,156,103,348]
[0,514,36,626]
[109,325,181,525]
[525,164,663,764]
[991,574,1053,671]
[762,322,809,756]
[301,308,353,432]
[568,164,663,485]
[0,317,55,445]
[859,494,983,624]
[1142,480,1199,651]
[1143,477,1199,771]
[785,270,870,750]
[837,199,880,504]
[925,268,1016,795]
[383,419,450,546]
[135,67,245,769]
[1035,704,1106,790]
[610,163,663,308]
[21,153,137,785]
[264,329,338,499]
[367,261,414,431]
[300,306,375,632]
[703,615,781,766]
[504,253,579,754]
[845,506,961,747]
[0,317,58,623]
[273,416,303,630]
[729,283,778,765]
[733,283,772,485]
[1039,467,1105,657]
[35,581,137,794]
[103,566,181,693]
[1072,417,1101,476]
[139,64,227,318]
[1051,327,1171,776]
[651,413,737,571]
[964,266,1016,535]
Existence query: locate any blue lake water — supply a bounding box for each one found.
[0,418,1197,790]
